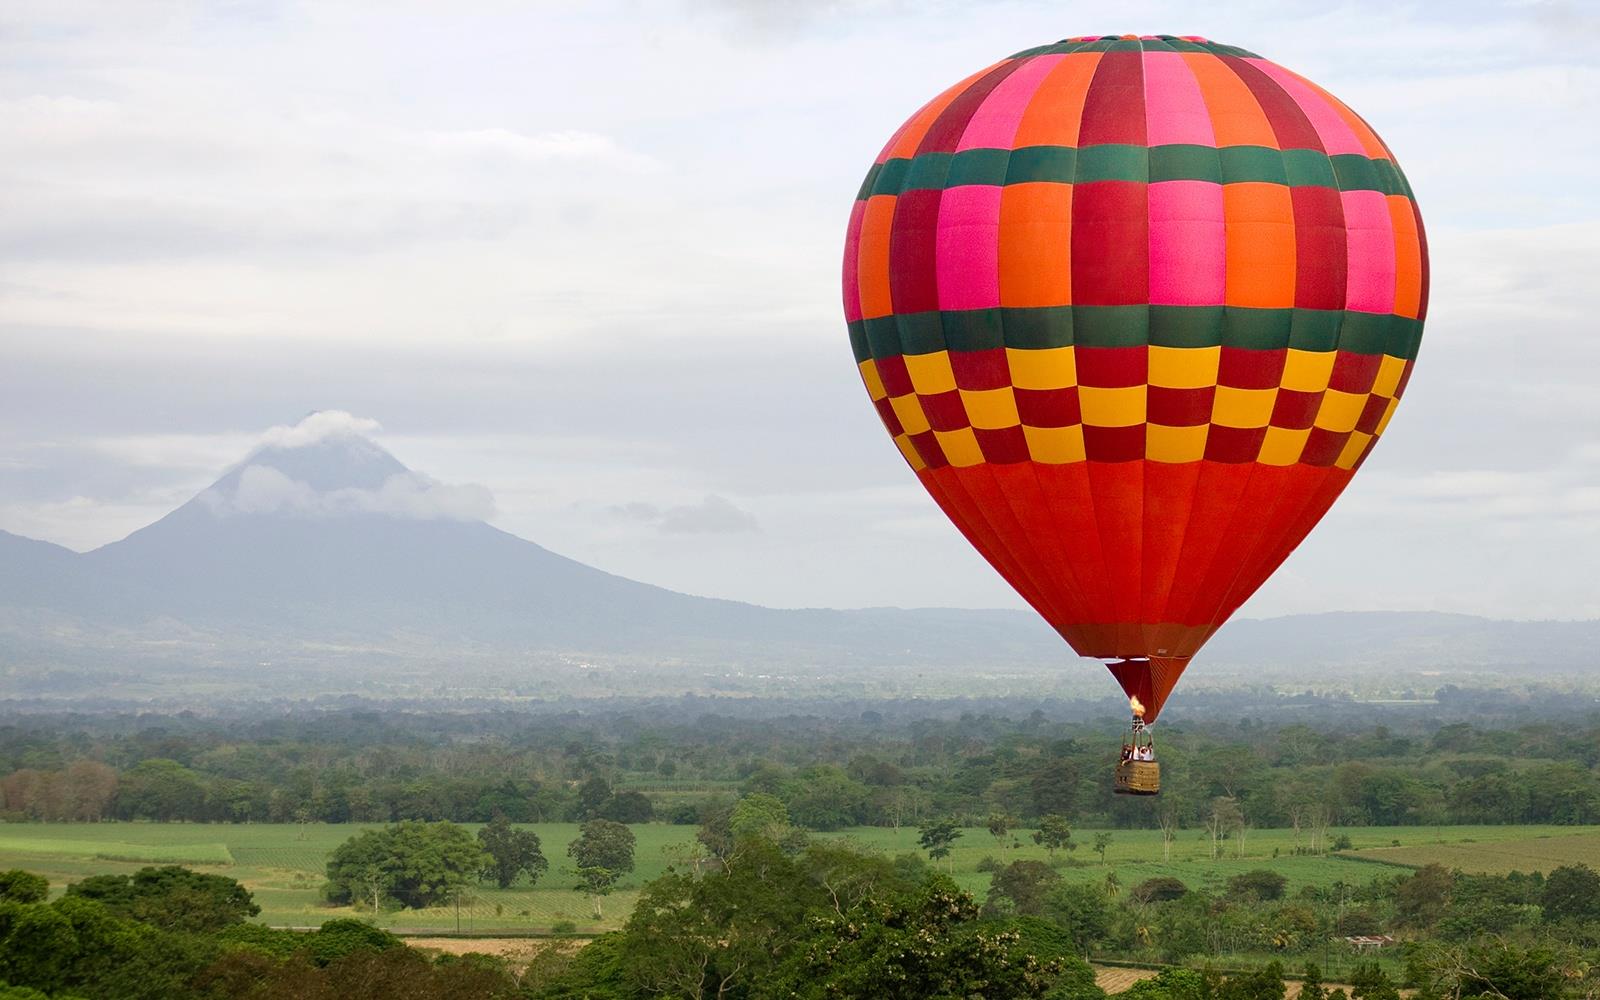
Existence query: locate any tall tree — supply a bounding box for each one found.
[1033,814,1074,860]
[576,776,613,820]
[0,870,48,904]
[1541,864,1600,923]
[475,815,548,889]
[568,819,636,875]
[568,819,636,919]
[1395,864,1453,927]
[917,819,961,873]
[623,839,821,998]
[764,884,1062,1000]
[1092,832,1113,865]
[987,812,1015,853]
[984,860,1061,917]
[324,821,486,910]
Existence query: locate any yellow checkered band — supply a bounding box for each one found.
[858,343,1412,470]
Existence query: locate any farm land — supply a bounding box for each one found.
[3,821,1594,934]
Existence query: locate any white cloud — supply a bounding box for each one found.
[607,494,760,535]
[422,128,659,171]
[1346,446,1600,529]
[202,463,494,521]
[259,411,381,449]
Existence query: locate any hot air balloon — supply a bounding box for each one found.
[842,35,1427,794]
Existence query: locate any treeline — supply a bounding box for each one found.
[3,708,1600,830]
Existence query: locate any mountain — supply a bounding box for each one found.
[1,417,1594,698]
[0,422,1060,664]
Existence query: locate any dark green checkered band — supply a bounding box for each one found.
[856,144,1413,201]
[847,306,1424,365]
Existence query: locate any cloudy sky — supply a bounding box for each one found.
[2,1,1597,619]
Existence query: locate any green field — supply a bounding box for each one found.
[0,822,1591,933]
[1342,830,1600,875]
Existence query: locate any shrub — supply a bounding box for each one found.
[0,871,47,904]
[1227,869,1288,902]
[304,919,403,967]
[1131,876,1188,903]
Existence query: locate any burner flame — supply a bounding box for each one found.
[1129,695,1146,718]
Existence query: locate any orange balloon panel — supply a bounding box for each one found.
[842,35,1427,722]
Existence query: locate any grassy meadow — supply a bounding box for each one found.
[0,821,1592,934]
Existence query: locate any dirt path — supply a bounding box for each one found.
[1091,965,1366,997]
[403,937,584,965]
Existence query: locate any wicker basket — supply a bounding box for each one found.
[1113,759,1161,796]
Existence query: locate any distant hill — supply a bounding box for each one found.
[0,424,1060,666]
[1205,610,1600,671]
[1,418,1594,687]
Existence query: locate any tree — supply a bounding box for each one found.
[112,759,206,821]
[917,819,961,872]
[1033,815,1075,860]
[0,894,203,1000]
[1042,882,1112,957]
[1227,869,1288,902]
[1092,832,1112,865]
[1300,963,1326,1000]
[66,865,258,932]
[762,884,1062,1000]
[1120,968,1208,1000]
[1030,755,1079,819]
[303,917,405,966]
[985,860,1062,917]
[730,793,795,845]
[569,819,636,875]
[323,821,487,910]
[599,790,654,824]
[1540,863,1600,923]
[60,760,118,822]
[1395,863,1453,927]
[1130,877,1187,904]
[1157,805,1178,863]
[576,775,613,820]
[0,871,48,904]
[1307,803,1333,855]
[696,799,738,860]
[1208,797,1243,860]
[1218,961,1286,1000]
[1405,939,1576,1000]
[569,819,636,918]
[622,838,823,999]
[1347,962,1400,1000]
[988,812,1016,852]
[574,865,622,920]
[476,814,548,889]
[784,766,870,831]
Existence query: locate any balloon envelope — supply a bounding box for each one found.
[842,35,1427,721]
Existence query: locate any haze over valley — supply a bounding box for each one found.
[2,415,1592,707]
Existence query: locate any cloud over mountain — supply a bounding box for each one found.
[199,464,494,521]
[191,412,495,522]
[259,411,382,450]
